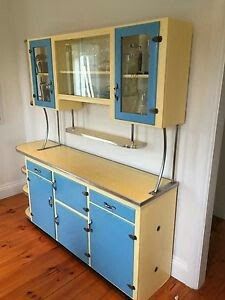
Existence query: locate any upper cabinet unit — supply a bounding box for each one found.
[29,38,56,109]
[114,18,192,127]
[27,18,192,127]
[53,28,113,106]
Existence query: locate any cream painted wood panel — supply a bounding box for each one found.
[136,188,177,300]
[16,140,171,205]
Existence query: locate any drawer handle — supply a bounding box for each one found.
[34,168,41,174]
[104,202,116,210]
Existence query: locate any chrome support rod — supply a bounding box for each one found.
[56,111,61,145]
[152,128,167,194]
[129,123,137,149]
[71,109,75,128]
[41,108,49,150]
[172,125,179,183]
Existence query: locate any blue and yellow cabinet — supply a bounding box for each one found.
[27,18,192,127]
[29,39,56,109]
[25,157,177,300]
[115,18,192,127]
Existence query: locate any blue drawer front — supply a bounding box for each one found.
[54,173,88,216]
[89,190,135,223]
[27,161,52,181]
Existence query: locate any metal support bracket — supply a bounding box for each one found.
[172,125,179,183]
[151,128,167,195]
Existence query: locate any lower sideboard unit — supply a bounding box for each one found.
[17,141,178,300]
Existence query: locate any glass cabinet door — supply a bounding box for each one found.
[55,35,110,100]
[29,39,56,109]
[115,22,160,125]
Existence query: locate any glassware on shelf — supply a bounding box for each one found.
[55,34,110,99]
[136,90,147,115]
[122,42,142,75]
[35,53,48,73]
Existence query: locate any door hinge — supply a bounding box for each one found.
[152,35,162,43]
[27,177,30,182]
[84,252,91,258]
[129,234,137,240]
[82,191,89,197]
[83,207,89,213]
[55,216,59,225]
[127,284,135,290]
[149,108,159,114]
[30,212,33,217]
[52,180,57,191]
[29,49,32,54]
[48,196,53,207]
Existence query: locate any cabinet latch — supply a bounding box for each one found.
[152,35,162,43]
[129,234,137,240]
[55,216,59,225]
[127,284,136,290]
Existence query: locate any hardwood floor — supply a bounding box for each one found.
[0,194,224,300]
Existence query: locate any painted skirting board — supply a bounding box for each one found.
[0,179,25,200]
[172,255,189,285]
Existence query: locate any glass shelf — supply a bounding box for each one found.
[59,70,110,75]
[123,74,149,79]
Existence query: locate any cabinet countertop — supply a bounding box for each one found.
[16,140,176,206]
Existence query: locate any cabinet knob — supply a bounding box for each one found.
[149,108,159,114]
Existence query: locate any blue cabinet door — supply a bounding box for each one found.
[55,202,89,264]
[90,203,135,297]
[115,22,160,125]
[29,38,56,109]
[54,173,88,216]
[28,171,55,238]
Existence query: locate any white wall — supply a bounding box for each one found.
[7,0,225,290]
[214,71,225,220]
[0,0,26,199]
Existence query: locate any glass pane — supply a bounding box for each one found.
[34,47,51,102]
[121,34,150,115]
[55,35,110,99]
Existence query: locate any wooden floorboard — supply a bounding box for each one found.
[0,194,224,300]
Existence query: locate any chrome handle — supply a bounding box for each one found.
[34,168,41,174]
[104,202,116,210]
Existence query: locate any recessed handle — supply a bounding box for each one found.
[104,202,116,210]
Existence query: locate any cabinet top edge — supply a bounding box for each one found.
[16,140,176,206]
[26,17,192,42]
